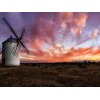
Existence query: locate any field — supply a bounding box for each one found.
[0,62,100,87]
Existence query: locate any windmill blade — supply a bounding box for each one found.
[12,42,19,57]
[14,41,20,56]
[20,28,25,39]
[11,43,17,56]
[3,17,19,39]
[19,40,29,54]
[3,17,29,54]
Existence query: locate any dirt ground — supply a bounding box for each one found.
[0,62,100,87]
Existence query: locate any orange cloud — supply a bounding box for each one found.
[21,46,100,62]
[91,29,99,38]
[20,13,100,63]
[59,12,88,36]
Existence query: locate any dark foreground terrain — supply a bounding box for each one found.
[0,62,100,87]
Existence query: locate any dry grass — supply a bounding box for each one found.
[0,62,100,87]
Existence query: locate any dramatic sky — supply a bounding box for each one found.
[0,12,100,62]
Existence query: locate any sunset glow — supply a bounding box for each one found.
[0,12,100,62]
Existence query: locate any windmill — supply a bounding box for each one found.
[1,17,29,66]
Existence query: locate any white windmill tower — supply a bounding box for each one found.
[1,17,29,66]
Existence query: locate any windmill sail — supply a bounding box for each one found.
[3,17,29,54]
[14,42,20,56]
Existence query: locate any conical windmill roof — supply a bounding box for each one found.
[3,36,17,44]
